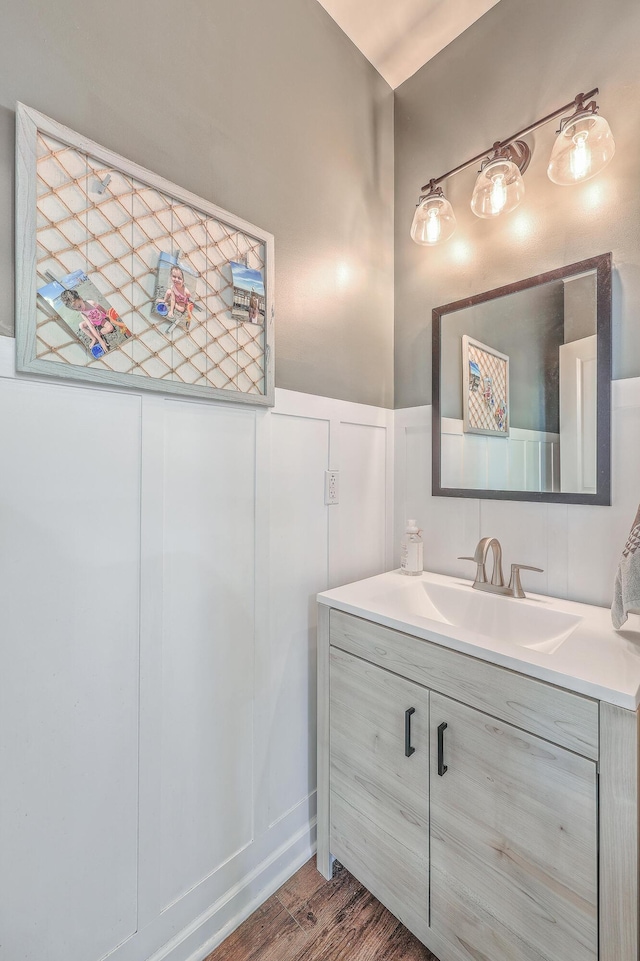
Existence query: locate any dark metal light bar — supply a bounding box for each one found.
[420,88,599,195]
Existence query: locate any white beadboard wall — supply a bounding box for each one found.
[0,336,393,961]
[394,376,640,608]
[441,418,560,494]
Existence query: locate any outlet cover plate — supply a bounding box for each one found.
[324,470,339,505]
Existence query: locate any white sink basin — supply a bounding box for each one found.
[318,570,640,709]
[415,580,582,653]
[350,575,583,653]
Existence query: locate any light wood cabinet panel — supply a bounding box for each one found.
[598,701,639,961]
[329,648,429,942]
[429,691,598,961]
[330,609,599,759]
[316,603,332,879]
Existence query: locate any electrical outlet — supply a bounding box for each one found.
[324,470,339,505]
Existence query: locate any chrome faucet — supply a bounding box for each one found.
[459,537,543,599]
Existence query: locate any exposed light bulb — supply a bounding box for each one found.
[547,110,615,185]
[570,131,590,180]
[410,187,456,246]
[490,174,507,215]
[426,208,441,244]
[471,157,525,219]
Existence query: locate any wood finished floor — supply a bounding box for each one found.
[204,858,439,961]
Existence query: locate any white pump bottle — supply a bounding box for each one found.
[400,519,423,576]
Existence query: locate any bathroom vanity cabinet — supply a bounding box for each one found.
[429,689,596,961]
[329,644,430,942]
[317,603,639,961]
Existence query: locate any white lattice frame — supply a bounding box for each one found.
[15,103,275,406]
[462,334,510,437]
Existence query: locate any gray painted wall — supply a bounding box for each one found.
[564,273,597,344]
[0,0,394,407]
[394,0,640,408]
[441,283,564,432]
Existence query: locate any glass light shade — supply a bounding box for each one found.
[471,157,525,219]
[410,191,456,246]
[547,111,615,185]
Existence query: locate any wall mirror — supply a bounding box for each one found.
[432,252,611,504]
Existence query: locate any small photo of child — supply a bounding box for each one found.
[60,290,117,355]
[469,359,481,392]
[38,270,132,358]
[230,262,265,325]
[152,252,201,332]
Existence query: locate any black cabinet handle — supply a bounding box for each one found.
[437,721,448,776]
[404,707,416,757]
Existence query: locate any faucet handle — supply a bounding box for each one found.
[509,563,543,599]
[458,556,487,584]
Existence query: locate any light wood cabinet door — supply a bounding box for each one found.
[430,691,598,961]
[329,647,429,942]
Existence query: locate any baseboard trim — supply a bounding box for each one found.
[146,818,317,961]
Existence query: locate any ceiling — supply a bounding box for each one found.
[316,0,502,89]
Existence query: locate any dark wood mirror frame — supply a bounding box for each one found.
[432,252,612,505]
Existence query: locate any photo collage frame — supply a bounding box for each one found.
[462,334,510,436]
[16,104,275,405]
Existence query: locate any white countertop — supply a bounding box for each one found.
[318,569,640,710]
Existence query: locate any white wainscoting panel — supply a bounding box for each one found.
[334,420,391,587]
[0,376,141,961]
[396,376,640,608]
[486,432,509,491]
[159,401,257,911]
[545,503,570,599]
[441,417,560,493]
[441,428,463,488]
[266,410,330,827]
[462,429,488,489]
[0,335,394,961]
[506,436,526,492]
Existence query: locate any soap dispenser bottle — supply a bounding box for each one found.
[400,519,423,576]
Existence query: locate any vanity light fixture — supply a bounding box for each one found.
[411,88,614,245]
[470,141,529,219]
[410,181,457,246]
[547,92,616,185]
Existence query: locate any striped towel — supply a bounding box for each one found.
[612,504,640,629]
